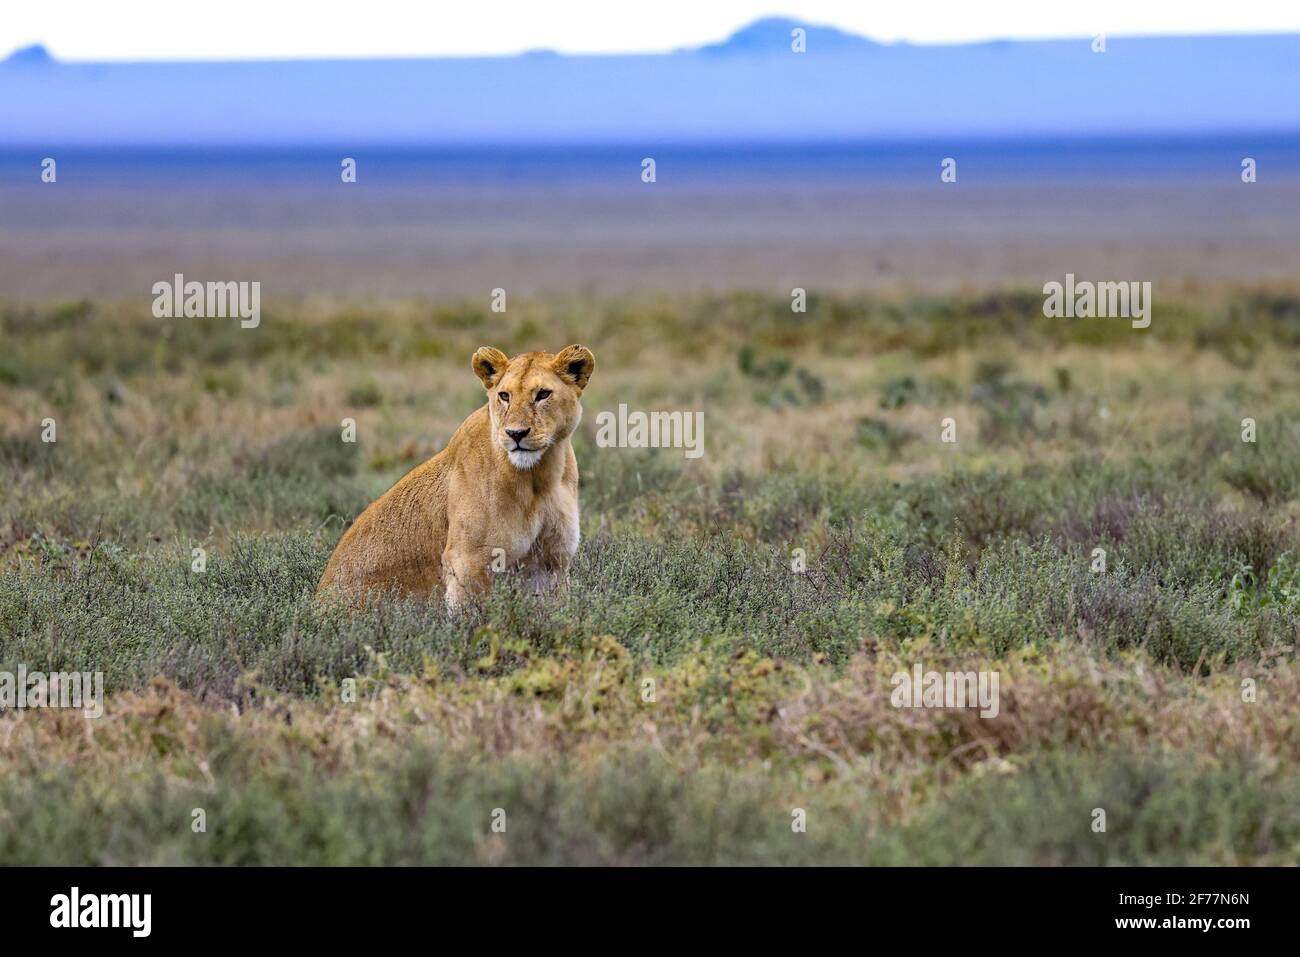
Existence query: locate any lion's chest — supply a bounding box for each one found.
[500,512,545,564]
[500,485,578,567]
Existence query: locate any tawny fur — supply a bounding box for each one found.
[317,344,595,607]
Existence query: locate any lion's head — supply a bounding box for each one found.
[471,344,595,469]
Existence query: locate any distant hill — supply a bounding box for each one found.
[4,43,55,66]
[3,18,1299,145]
[696,17,878,54]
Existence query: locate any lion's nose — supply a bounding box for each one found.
[505,428,531,443]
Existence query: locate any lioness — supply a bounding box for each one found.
[317,344,595,607]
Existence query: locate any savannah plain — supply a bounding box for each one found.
[1,163,1298,863]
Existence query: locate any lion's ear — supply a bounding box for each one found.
[552,344,595,391]
[472,347,510,388]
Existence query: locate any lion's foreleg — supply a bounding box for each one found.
[442,542,490,610]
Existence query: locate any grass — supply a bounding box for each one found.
[1,288,1298,864]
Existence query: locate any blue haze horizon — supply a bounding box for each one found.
[4,21,1299,147]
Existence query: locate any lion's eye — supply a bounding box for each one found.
[535,389,552,401]
[498,392,509,402]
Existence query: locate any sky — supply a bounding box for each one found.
[6,0,1300,61]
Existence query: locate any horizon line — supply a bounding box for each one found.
[10,22,1300,65]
